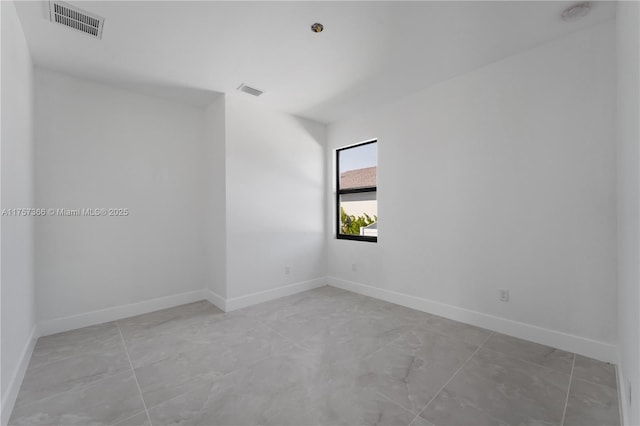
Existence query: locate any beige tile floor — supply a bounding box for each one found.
[9,286,620,425]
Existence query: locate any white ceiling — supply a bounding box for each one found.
[13,1,615,123]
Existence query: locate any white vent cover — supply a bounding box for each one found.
[49,1,104,39]
[237,84,263,97]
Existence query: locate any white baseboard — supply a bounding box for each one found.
[37,278,328,337]
[327,276,618,363]
[3,281,326,423]
[26,275,326,347]
[224,278,327,312]
[8,277,617,424]
[617,361,629,426]
[618,366,627,426]
[38,289,208,337]
[1,325,37,426]
[204,289,227,312]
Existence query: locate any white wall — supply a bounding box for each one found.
[225,95,326,300]
[31,68,325,319]
[34,69,210,321]
[204,95,227,298]
[616,1,640,424]
[0,0,36,422]
[327,22,617,356]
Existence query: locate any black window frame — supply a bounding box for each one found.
[336,139,378,243]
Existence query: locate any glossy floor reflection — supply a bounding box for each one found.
[9,286,620,426]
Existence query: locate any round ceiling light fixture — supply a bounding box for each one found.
[561,2,591,22]
[311,23,324,33]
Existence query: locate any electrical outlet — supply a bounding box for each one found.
[499,289,509,302]
[351,263,357,272]
[285,266,291,275]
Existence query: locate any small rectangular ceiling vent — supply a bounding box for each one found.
[237,84,263,97]
[49,1,104,39]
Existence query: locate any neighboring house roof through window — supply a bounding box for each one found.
[340,166,377,190]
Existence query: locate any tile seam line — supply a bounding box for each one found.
[128,313,303,413]
[26,345,123,372]
[561,354,577,426]
[259,300,418,357]
[375,390,423,423]
[569,374,619,390]
[409,331,495,426]
[479,345,574,377]
[116,320,153,426]
[27,328,124,370]
[414,319,493,349]
[11,364,132,411]
[120,305,223,341]
[109,409,148,426]
[139,339,300,413]
[363,323,422,361]
[129,307,300,414]
[139,306,423,414]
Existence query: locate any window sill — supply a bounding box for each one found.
[337,234,377,243]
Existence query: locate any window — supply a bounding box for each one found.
[336,140,377,242]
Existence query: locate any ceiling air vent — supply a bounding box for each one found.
[49,1,104,39]
[237,84,263,97]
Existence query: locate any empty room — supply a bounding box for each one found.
[2,0,639,425]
